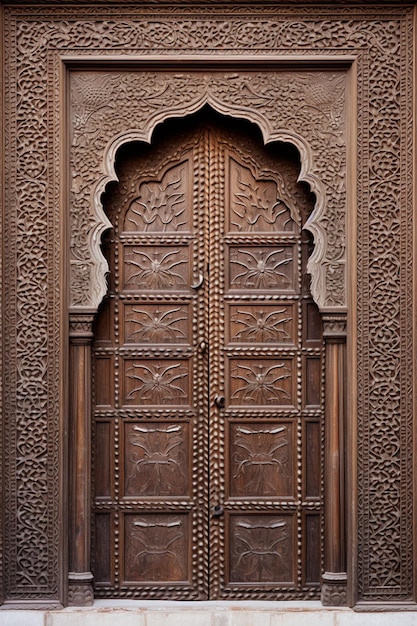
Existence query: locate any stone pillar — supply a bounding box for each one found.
[321,313,347,606]
[68,312,95,606]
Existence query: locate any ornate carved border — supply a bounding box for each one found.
[69,67,348,312]
[1,3,414,608]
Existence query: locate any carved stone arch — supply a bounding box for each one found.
[69,68,347,314]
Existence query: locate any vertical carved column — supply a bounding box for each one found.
[321,313,347,606]
[68,312,95,606]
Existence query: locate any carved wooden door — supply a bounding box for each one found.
[92,113,323,600]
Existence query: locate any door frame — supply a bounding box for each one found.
[3,4,415,610]
[67,58,352,607]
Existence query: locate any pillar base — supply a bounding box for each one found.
[68,572,94,607]
[321,572,347,606]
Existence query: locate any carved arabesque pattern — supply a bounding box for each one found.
[1,3,413,605]
[69,68,346,310]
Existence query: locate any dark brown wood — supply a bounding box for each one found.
[321,315,347,606]
[92,112,324,599]
[68,314,95,606]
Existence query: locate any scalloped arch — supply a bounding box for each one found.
[70,69,346,312]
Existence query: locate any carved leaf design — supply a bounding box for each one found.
[229,158,295,232]
[125,424,188,496]
[124,360,189,405]
[124,514,188,582]
[230,360,293,406]
[124,304,189,344]
[231,425,290,496]
[230,516,292,583]
[124,246,188,290]
[229,304,294,344]
[124,161,189,233]
[229,247,294,290]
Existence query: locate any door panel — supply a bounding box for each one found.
[92,113,323,600]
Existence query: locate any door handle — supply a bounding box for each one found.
[212,504,224,518]
[191,272,204,290]
[214,395,225,409]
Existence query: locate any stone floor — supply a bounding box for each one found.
[2,602,417,626]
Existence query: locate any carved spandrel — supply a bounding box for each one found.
[69,68,347,310]
[123,303,190,345]
[123,245,190,291]
[229,515,295,584]
[228,246,296,292]
[123,514,189,583]
[124,423,189,497]
[123,159,191,233]
[228,157,296,233]
[229,423,294,498]
[229,358,294,407]
[123,359,191,406]
[228,303,296,345]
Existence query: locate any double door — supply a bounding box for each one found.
[92,113,324,599]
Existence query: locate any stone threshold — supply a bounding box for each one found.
[2,601,417,626]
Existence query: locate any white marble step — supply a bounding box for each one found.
[2,602,417,626]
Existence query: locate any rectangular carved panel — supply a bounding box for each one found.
[122,303,190,345]
[227,245,296,292]
[227,514,296,585]
[122,358,192,406]
[123,422,190,498]
[228,358,295,408]
[122,245,191,292]
[227,422,295,499]
[227,303,296,345]
[122,514,190,584]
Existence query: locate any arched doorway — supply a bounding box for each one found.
[91,110,324,600]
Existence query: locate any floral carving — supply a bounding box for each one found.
[229,247,294,290]
[124,305,188,344]
[124,161,189,233]
[125,424,187,496]
[232,426,289,496]
[229,159,295,233]
[125,515,187,582]
[230,361,292,406]
[231,517,291,583]
[230,305,294,344]
[124,247,188,291]
[125,361,189,405]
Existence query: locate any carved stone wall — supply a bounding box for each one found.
[1,2,415,608]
